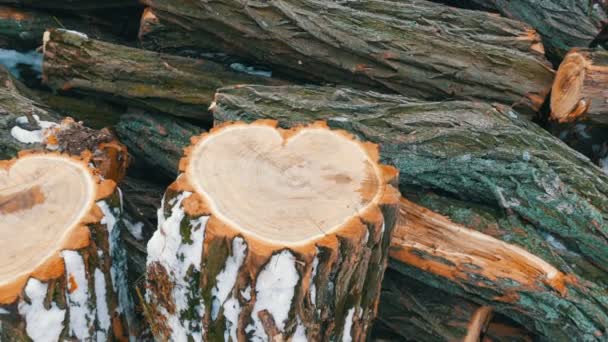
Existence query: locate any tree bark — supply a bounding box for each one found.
[144,120,400,341]
[115,110,203,177]
[457,0,608,59]
[0,5,129,51]
[42,28,282,122]
[377,270,493,342]
[0,0,139,10]
[0,152,135,341]
[551,49,608,125]
[0,65,129,183]
[211,84,608,340]
[141,0,554,114]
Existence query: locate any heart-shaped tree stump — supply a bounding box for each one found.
[145,120,400,341]
[0,151,134,341]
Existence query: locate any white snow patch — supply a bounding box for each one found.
[146,192,207,342]
[247,250,299,340]
[94,268,111,339]
[230,63,272,77]
[18,278,65,342]
[59,29,89,40]
[544,233,568,252]
[0,308,9,314]
[310,254,319,306]
[10,115,57,144]
[122,218,144,240]
[600,156,608,174]
[342,307,356,342]
[292,316,307,342]
[508,110,518,119]
[522,151,531,162]
[0,48,42,78]
[62,250,94,340]
[332,117,350,122]
[212,237,247,320]
[241,286,251,301]
[222,296,241,341]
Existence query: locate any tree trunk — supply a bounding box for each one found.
[211,84,608,340]
[483,315,534,342]
[0,66,129,183]
[42,28,282,122]
[141,0,554,115]
[0,151,135,341]
[116,110,203,177]
[458,0,608,59]
[377,270,493,342]
[144,120,400,341]
[0,5,129,51]
[0,0,139,10]
[551,49,608,125]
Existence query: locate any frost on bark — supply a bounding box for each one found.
[141,0,554,114]
[0,152,134,341]
[211,84,608,340]
[144,121,400,341]
[551,49,608,125]
[42,29,282,122]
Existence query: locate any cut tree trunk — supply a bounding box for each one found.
[144,120,400,341]
[377,270,493,342]
[457,0,608,59]
[42,28,282,122]
[142,0,554,115]
[0,66,129,183]
[0,5,128,51]
[0,151,135,341]
[551,49,608,125]
[115,110,203,177]
[0,0,139,10]
[211,84,608,340]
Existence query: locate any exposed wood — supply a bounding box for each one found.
[42,29,282,121]
[211,84,608,340]
[0,0,139,11]
[378,270,493,342]
[115,110,203,177]
[142,0,554,114]
[144,120,400,341]
[0,151,134,341]
[459,0,608,59]
[0,5,129,51]
[551,49,608,125]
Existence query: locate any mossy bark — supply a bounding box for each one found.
[142,0,554,114]
[211,84,608,341]
[42,29,281,122]
[0,191,133,341]
[0,0,139,10]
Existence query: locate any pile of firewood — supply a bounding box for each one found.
[0,1,607,341]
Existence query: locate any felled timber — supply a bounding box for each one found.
[211,84,608,340]
[141,0,554,114]
[378,270,493,342]
[0,151,134,341]
[144,121,400,341]
[459,0,608,59]
[115,110,203,177]
[42,29,281,121]
[551,49,608,125]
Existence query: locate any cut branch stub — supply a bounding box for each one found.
[551,49,608,125]
[145,120,400,341]
[0,151,133,341]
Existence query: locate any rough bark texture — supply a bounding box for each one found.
[211,84,608,340]
[142,0,554,114]
[460,0,608,59]
[0,0,139,10]
[0,5,129,51]
[551,49,608,125]
[115,110,203,177]
[0,153,134,341]
[42,29,281,121]
[144,122,400,341]
[377,270,492,342]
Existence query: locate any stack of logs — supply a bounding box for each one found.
[0,0,607,341]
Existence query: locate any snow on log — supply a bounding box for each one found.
[0,151,134,341]
[211,84,608,340]
[42,29,283,122]
[141,0,554,114]
[551,49,608,125]
[144,120,400,341]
